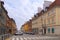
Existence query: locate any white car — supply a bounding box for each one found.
[14,32,23,35]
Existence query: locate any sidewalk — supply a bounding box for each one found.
[5,35,13,40]
[5,38,10,40]
[36,34,60,37]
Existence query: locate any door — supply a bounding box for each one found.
[44,28,46,34]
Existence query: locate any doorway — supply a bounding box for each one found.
[44,28,46,34]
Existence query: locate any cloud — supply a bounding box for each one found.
[3,0,45,30]
[44,0,55,2]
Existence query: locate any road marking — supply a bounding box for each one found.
[11,38,15,40]
[20,37,24,40]
[16,37,19,40]
[23,37,27,40]
[27,37,31,40]
[10,36,59,40]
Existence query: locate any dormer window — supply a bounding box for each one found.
[1,1,4,5]
[36,14,38,17]
[42,10,44,14]
[45,8,47,12]
[45,7,49,12]
[34,15,36,18]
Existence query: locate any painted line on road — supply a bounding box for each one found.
[11,38,15,40]
[20,37,24,40]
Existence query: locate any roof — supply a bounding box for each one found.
[0,1,8,14]
[32,0,60,21]
[38,0,60,17]
[47,0,60,11]
[0,1,4,5]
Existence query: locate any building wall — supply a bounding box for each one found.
[43,6,60,35]
[21,26,24,32]
[0,1,17,35]
[32,15,43,34]
[43,1,52,10]
[23,21,32,33]
[32,0,60,35]
[22,0,60,35]
[44,7,56,35]
[32,18,39,34]
[56,6,60,25]
[0,1,8,34]
[24,24,29,32]
[9,18,17,34]
[21,20,32,33]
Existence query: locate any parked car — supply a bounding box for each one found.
[25,32,35,35]
[29,32,35,35]
[14,32,23,35]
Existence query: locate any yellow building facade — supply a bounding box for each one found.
[24,24,29,32]
[21,20,32,33]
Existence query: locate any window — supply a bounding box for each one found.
[0,16,6,25]
[0,14,2,16]
[0,8,2,14]
[48,28,50,33]
[48,13,50,16]
[48,19,50,24]
[51,9,55,14]
[52,28,54,33]
[52,17,55,24]
[0,8,2,17]
[44,20,46,24]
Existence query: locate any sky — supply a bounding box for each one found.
[1,0,54,30]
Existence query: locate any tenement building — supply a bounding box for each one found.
[42,0,60,35]
[0,1,8,34]
[21,20,32,33]
[32,0,60,35]
[10,18,17,34]
[41,0,60,35]
[0,1,17,35]
[6,17,17,34]
[32,13,43,34]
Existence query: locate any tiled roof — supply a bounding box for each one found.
[30,0,60,21]
[47,0,60,11]
[38,0,60,17]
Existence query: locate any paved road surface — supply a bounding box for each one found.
[6,35,60,40]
